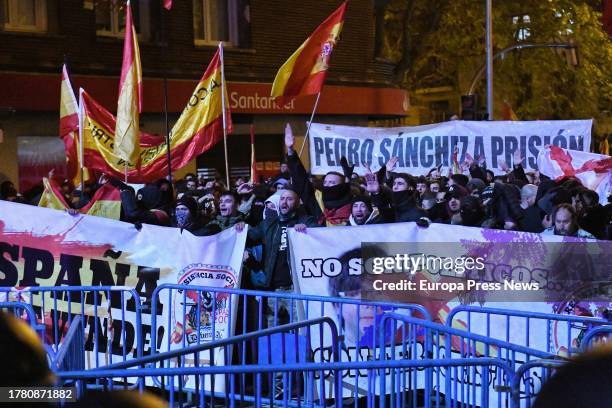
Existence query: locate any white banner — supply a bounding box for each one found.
[309,120,593,176]
[288,222,609,399]
[0,200,247,391]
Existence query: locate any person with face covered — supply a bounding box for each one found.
[284,124,353,226]
[171,195,203,233]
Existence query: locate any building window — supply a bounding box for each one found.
[194,0,248,46]
[512,14,531,41]
[95,0,150,40]
[1,0,47,33]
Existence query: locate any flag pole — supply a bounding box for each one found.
[298,92,321,158]
[78,88,85,193]
[161,0,172,182]
[219,42,230,188]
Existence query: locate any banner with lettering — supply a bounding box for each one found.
[288,222,610,399]
[308,120,593,176]
[0,200,246,391]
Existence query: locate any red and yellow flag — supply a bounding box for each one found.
[59,64,92,186]
[250,124,258,183]
[38,178,121,220]
[271,1,347,106]
[60,64,80,184]
[80,48,232,182]
[114,1,142,166]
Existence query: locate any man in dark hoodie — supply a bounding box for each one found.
[574,189,608,239]
[171,195,203,233]
[284,124,352,226]
[109,178,170,227]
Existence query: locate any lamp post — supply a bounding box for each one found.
[485,0,493,120]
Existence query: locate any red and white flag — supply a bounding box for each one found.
[537,145,612,205]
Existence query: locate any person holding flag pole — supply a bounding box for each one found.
[114,0,142,183]
[270,1,348,158]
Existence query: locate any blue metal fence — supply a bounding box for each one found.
[446,305,609,357]
[0,286,143,368]
[510,359,565,408]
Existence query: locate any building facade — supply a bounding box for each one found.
[0,0,407,190]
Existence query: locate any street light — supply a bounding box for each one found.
[468,42,579,101]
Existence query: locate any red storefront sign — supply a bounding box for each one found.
[0,73,408,116]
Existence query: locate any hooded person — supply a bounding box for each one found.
[575,190,608,239]
[458,195,485,227]
[444,184,469,223]
[171,195,203,232]
[109,178,170,227]
[284,123,351,226]
[488,182,524,230]
[263,191,283,221]
[349,195,380,226]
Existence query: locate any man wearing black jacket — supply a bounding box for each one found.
[284,124,353,226]
[240,189,320,291]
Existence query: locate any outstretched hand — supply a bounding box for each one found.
[364,164,380,194]
[385,156,399,173]
[284,123,295,153]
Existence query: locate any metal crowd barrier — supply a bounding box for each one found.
[446,305,609,357]
[510,359,565,408]
[57,358,514,408]
[0,301,45,337]
[60,317,339,406]
[0,286,143,369]
[379,312,561,408]
[150,283,431,364]
[581,325,612,352]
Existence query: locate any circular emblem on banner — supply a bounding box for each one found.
[170,263,237,345]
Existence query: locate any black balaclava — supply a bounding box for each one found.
[321,182,352,209]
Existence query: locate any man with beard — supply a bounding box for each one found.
[284,124,352,226]
[444,185,468,224]
[349,195,380,226]
[238,188,320,292]
[542,203,595,238]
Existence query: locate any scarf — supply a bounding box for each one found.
[321,203,351,226]
[321,183,352,209]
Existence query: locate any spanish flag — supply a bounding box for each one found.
[271,1,347,106]
[38,178,121,220]
[60,64,90,186]
[80,48,231,182]
[114,0,142,167]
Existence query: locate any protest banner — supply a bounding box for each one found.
[308,120,593,176]
[288,222,611,398]
[0,200,246,391]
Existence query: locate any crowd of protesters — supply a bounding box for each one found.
[1,124,611,293]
